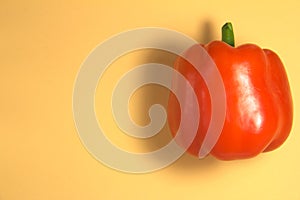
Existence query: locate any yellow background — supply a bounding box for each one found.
[1,0,300,199]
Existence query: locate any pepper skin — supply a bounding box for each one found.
[167,23,293,160]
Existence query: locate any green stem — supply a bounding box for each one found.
[222,22,235,47]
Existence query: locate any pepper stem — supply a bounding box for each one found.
[222,22,235,47]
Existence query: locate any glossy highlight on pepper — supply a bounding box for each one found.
[167,22,293,160]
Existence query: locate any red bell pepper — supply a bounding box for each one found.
[168,22,293,160]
